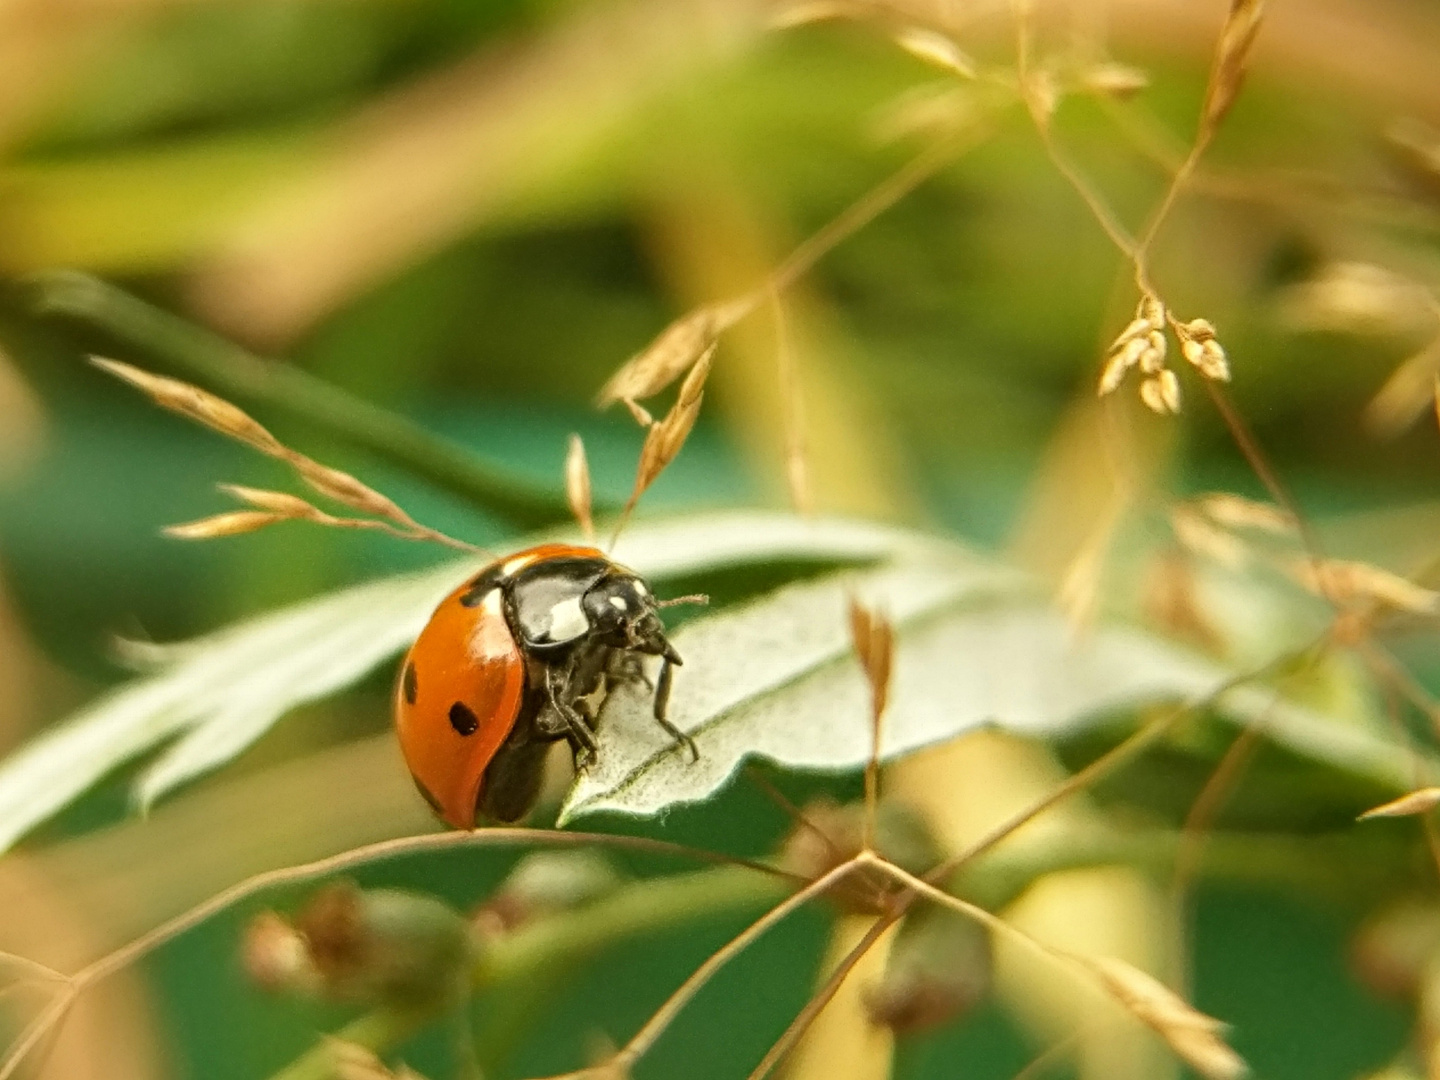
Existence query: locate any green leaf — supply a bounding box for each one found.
[0,512,907,853]
[561,559,1424,823]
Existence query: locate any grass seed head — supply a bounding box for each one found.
[894,27,976,78]
[598,300,742,410]
[1197,493,1293,535]
[219,484,325,520]
[1080,954,1248,1080]
[1109,316,1153,352]
[616,345,716,535]
[164,510,286,539]
[1291,558,1440,615]
[1359,788,1440,821]
[1140,330,1167,373]
[1082,62,1150,99]
[1201,0,1266,137]
[1140,370,1181,414]
[92,356,283,455]
[291,458,414,526]
[847,597,894,724]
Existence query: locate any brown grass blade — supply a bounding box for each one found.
[1359,788,1440,821]
[1200,0,1266,138]
[163,511,286,540]
[1076,955,1248,1080]
[566,433,595,542]
[91,357,282,455]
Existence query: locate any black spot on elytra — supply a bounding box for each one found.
[402,661,418,705]
[449,701,480,736]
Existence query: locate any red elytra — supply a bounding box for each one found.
[394,543,690,828]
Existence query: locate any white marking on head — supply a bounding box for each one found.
[546,596,589,642]
[609,596,628,611]
[633,580,648,597]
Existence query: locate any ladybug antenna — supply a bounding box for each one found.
[657,594,709,609]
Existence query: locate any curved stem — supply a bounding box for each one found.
[271,865,788,1080]
[22,271,577,529]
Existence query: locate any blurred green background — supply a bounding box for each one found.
[0,0,1439,1077]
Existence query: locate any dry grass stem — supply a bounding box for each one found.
[599,134,969,436]
[0,828,801,1080]
[894,27,975,79]
[772,293,812,515]
[745,912,900,1080]
[1009,1033,1082,1080]
[606,860,859,1074]
[565,433,595,542]
[868,856,1247,1079]
[1359,788,1440,821]
[1076,955,1248,1080]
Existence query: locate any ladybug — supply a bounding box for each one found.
[394,543,693,828]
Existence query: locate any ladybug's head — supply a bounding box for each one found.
[582,573,677,660]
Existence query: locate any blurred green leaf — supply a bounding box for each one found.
[565,557,1426,822]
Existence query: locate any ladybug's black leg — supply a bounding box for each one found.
[541,662,599,765]
[652,650,698,762]
[609,650,653,690]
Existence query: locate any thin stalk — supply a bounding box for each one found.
[24,270,574,529]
